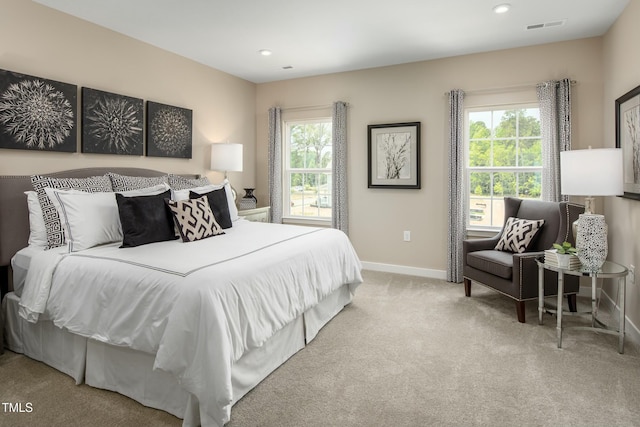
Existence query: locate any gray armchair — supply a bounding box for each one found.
[463,197,584,323]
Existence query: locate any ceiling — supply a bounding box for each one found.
[34,0,629,84]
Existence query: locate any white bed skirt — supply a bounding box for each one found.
[2,284,353,425]
[3,293,87,384]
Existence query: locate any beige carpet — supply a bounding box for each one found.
[1,270,640,427]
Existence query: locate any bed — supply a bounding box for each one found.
[0,167,362,426]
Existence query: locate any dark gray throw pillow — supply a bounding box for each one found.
[189,188,232,229]
[115,190,177,247]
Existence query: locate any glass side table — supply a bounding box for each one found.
[536,258,628,353]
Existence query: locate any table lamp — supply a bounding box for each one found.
[560,147,623,271]
[210,142,243,201]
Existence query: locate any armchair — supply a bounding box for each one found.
[463,197,584,323]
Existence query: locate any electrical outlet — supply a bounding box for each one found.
[629,264,635,286]
[403,231,411,242]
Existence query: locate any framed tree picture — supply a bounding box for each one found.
[0,69,77,152]
[146,101,192,158]
[615,84,640,200]
[82,87,143,155]
[368,122,421,189]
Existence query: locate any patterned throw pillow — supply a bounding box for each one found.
[168,174,211,190]
[494,217,545,253]
[165,195,225,242]
[31,175,114,249]
[107,172,169,191]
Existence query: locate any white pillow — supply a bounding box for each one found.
[172,179,238,221]
[45,184,171,252]
[25,191,47,247]
[45,188,121,252]
[120,183,171,197]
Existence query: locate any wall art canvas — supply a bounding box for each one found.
[0,69,77,152]
[368,122,421,189]
[615,84,640,200]
[146,101,192,158]
[82,87,143,155]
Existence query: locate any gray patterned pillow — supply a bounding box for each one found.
[495,217,545,253]
[168,174,211,190]
[165,195,224,242]
[107,172,168,191]
[31,175,113,249]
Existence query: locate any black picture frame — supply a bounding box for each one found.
[82,87,143,155]
[146,101,192,159]
[0,69,77,152]
[368,122,421,189]
[615,85,640,200]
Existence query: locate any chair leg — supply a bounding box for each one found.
[515,301,526,323]
[464,278,471,297]
[568,294,577,312]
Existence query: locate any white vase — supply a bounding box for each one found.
[556,253,572,269]
[576,213,608,271]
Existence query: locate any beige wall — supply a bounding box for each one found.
[256,38,603,275]
[5,0,633,330]
[603,1,640,335]
[0,0,256,188]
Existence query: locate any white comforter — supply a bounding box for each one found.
[19,220,363,426]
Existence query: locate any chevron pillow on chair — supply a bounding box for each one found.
[494,217,544,253]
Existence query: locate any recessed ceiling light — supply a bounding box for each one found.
[493,3,511,14]
[258,49,272,56]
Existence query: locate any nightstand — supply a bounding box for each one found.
[536,258,628,353]
[238,206,271,223]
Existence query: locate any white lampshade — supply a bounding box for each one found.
[210,143,243,173]
[560,148,623,196]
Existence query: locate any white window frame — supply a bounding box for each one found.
[465,103,543,232]
[282,117,333,223]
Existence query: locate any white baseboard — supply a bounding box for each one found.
[597,288,640,349]
[360,261,447,280]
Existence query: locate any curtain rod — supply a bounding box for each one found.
[444,80,577,96]
[279,103,334,112]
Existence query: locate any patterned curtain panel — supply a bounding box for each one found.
[537,78,572,202]
[268,107,283,224]
[332,101,349,234]
[447,90,465,283]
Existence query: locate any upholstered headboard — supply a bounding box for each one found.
[0,168,199,294]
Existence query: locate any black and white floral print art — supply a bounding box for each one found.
[146,101,192,158]
[82,87,144,155]
[0,69,77,152]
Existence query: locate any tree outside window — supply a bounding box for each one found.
[467,106,542,229]
[284,119,332,219]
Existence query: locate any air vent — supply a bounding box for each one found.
[527,19,566,30]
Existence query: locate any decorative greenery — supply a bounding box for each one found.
[553,241,577,255]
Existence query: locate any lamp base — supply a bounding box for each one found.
[223,172,238,204]
[576,213,608,271]
[230,185,237,203]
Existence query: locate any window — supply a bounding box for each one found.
[283,118,332,220]
[466,105,542,230]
